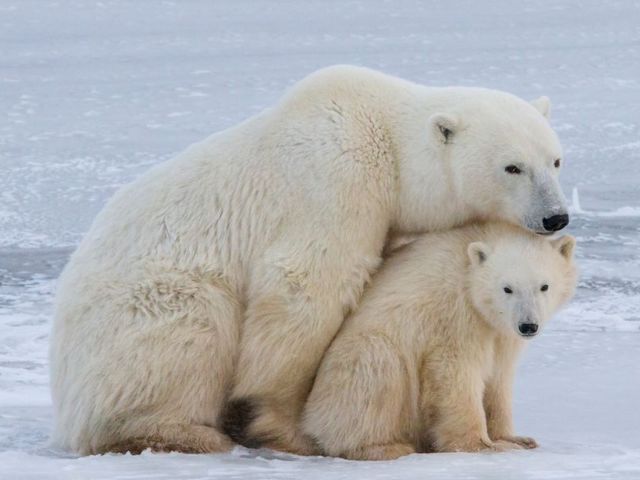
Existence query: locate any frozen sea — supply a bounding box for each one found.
[1,0,639,478]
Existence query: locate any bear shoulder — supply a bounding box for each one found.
[278,65,416,111]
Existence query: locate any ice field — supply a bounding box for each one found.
[1,1,639,478]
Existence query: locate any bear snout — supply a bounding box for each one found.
[542,214,569,232]
[518,322,539,337]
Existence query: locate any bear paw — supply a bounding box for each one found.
[345,442,416,461]
[496,435,538,449]
[443,436,529,453]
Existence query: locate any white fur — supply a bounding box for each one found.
[302,222,577,460]
[49,65,567,454]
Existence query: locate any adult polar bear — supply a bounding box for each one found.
[50,65,569,455]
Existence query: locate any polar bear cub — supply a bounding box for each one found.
[302,222,577,460]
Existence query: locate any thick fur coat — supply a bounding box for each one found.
[302,222,577,460]
[50,66,567,455]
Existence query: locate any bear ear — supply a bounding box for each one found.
[551,235,576,260]
[531,96,551,119]
[467,242,491,266]
[429,113,459,144]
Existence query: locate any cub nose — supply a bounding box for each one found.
[543,214,569,232]
[518,323,539,336]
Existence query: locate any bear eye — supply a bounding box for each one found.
[505,165,522,175]
[503,287,513,294]
[554,158,561,168]
[541,284,549,292]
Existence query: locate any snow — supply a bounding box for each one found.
[1,0,639,478]
[2,332,640,479]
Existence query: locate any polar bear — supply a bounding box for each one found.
[50,65,569,455]
[302,222,577,460]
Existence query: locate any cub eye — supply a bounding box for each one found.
[554,158,561,168]
[541,284,549,292]
[505,165,522,175]
[503,287,513,294]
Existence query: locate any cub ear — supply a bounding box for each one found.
[467,242,491,266]
[531,96,551,119]
[429,113,459,144]
[551,235,576,260]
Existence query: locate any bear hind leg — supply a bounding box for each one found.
[81,268,242,455]
[343,442,416,461]
[96,423,233,455]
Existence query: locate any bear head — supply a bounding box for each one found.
[466,231,577,339]
[395,89,569,236]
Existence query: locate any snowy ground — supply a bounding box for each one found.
[1,0,639,478]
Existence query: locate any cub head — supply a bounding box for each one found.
[396,89,569,235]
[466,232,577,338]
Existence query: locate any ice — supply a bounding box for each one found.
[1,0,639,478]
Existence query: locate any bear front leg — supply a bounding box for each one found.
[223,233,383,455]
[225,291,346,455]
[484,340,537,450]
[430,372,513,453]
[483,379,536,449]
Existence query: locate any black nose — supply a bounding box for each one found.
[543,214,569,232]
[518,323,539,336]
